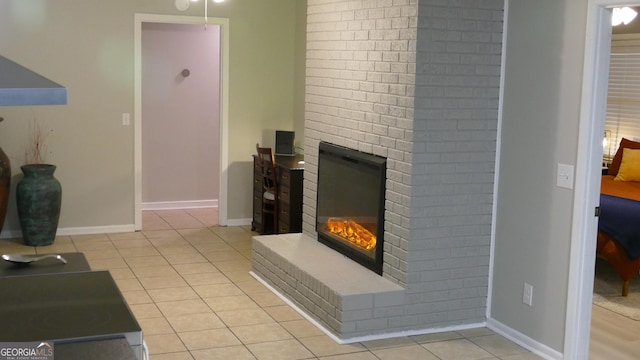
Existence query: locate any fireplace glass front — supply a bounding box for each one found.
[316,142,386,275]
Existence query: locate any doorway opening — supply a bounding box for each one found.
[567,2,640,358]
[134,14,230,230]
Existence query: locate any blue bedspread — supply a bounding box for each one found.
[599,194,640,260]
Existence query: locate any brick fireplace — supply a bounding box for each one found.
[252,0,503,341]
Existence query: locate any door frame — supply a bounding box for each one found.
[133,14,230,228]
[565,1,639,358]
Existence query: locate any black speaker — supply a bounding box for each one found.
[275,131,295,156]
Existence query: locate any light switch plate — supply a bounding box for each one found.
[122,113,130,126]
[557,163,574,189]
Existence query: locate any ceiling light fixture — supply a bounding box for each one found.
[173,0,225,29]
[612,7,638,26]
[175,0,190,11]
[174,0,225,12]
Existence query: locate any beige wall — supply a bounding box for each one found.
[491,0,587,352]
[293,0,307,152]
[0,0,305,234]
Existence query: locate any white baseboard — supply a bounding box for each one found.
[486,317,562,360]
[58,224,137,236]
[142,199,218,210]
[0,217,250,239]
[0,224,136,239]
[227,218,252,227]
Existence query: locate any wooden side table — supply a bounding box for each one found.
[252,154,304,234]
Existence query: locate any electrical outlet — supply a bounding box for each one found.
[523,283,533,306]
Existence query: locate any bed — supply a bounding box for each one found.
[597,138,640,297]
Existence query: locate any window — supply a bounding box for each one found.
[605,34,640,162]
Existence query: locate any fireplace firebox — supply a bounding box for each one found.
[316,142,386,275]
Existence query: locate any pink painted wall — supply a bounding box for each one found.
[141,23,220,205]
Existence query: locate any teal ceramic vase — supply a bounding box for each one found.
[16,164,62,246]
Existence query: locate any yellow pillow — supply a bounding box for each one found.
[615,148,640,181]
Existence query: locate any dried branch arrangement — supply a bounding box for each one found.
[25,117,53,165]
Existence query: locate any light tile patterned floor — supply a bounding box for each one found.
[0,209,541,360]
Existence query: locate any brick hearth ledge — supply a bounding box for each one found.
[251,233,405,342]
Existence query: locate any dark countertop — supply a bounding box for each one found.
[0,252,143,359]
[0,270,142,345]
[55,337,138,360]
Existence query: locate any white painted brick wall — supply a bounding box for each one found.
[408,0,502,329]
[304,0,419,286]
[295,0,502,337]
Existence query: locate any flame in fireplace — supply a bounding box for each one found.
[326,217,376,250]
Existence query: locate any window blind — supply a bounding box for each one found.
[605,34,640,160]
